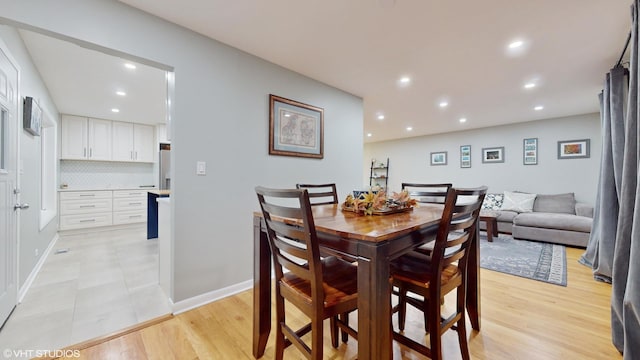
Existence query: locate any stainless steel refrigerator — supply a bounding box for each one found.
[159,143,171,190]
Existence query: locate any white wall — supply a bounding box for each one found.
[0,25,59,287]
[0,0,364,302]
[364,113,601,204]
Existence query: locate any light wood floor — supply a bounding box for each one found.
[54,247,621,359]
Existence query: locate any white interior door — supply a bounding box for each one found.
[0,43,19,327]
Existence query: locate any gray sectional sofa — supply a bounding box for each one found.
[480,192,593,248]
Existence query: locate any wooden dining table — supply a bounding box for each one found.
[252,203,481,359]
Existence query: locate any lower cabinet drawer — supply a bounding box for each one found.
[113,197,147,211]
[60,212,113,230]
[113,210,147,225]
[60,198,113,215]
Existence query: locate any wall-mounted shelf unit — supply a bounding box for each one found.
[369,158,389,191]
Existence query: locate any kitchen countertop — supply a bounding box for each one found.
[148,190,171,196]
[58,186,158,192]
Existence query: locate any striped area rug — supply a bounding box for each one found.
[479,233,567,286]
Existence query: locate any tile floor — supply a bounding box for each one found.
[0,225,171,356]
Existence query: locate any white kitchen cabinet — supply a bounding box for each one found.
[59,189,148,230]
[59,191,113,230]
[60,115,88,159]
[111,121,154,162]
[60,115,112,161]
[133,124,155,162]
[113,190,147,225]
[112,121,135,161]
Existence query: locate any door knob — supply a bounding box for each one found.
[14,203,29,210]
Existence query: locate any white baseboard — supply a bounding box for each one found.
[18,233,59,303]
[171,279,253,315]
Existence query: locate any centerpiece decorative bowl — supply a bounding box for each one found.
[341,189,417,215]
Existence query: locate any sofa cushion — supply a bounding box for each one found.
[533,193,576,215]
[501,191,536,212]
[575,202,594,218]
[482,193,504,210]
[514,212,592,233]
[494,210,519,223]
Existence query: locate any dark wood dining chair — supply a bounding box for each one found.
[401,183,453,260]
[297,183,357,265]
[255,186,358,359]
[296,183,339,205]
[390,186,487,360]
[401,183,453,204]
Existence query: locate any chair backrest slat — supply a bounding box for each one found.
[296,183,339,206]
[256,186,324,301]
[401,183,453,204]
[432,186,487,276]
[266,219,307,243]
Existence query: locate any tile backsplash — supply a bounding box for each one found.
[60,160,155,188]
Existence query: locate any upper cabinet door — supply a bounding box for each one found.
[60,115,89,160]
[87,118,112,161]
[112,121,134,161]
[134,124,155,162]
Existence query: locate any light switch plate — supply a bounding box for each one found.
[196,161,206,175]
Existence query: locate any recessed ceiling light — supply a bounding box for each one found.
[524,82,536,89]
[377,114,385,120]
[509,40,524,49]
[284,113,291,117]
[116,91,126,96]
[400,76,411,84]
[406,126,413,131]
[367,133,372,137]
[111,108,120,113]
[124,63,136,70]
[439,101,449,108]
[459,118,467,123]
[534,105,544,111]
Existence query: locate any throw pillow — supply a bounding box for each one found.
[500,191,537,213]
[482,193,504,210]
[533,193,576,214]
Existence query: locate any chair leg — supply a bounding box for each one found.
[457,285,471,360]
[427,291,443,360]
[340,313,349,343]
[398,285,407,331]
[330,316,339,348]
[457,316,470,360]
[311,314,323,359]
[423,301,429,333]
[275,295,286,360]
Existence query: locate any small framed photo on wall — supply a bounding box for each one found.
[558,139,590,159]
[460,145,471,168]
[482,146,505,163]
[523,138,538,165]
[430,151,448,166]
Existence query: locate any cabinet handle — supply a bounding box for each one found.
[129,193,141,195]
[131,151,133,160]
[129,215,142,218]
[79,194,95,197]
[79,205,96,208]
[129,202,142,205]
[135,151,138,160]
[84,148,87,157]
[80,219,96,223]
[89,148,93,157]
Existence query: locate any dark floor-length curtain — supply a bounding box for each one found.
[581,2,640,358]
[579,66,626,283]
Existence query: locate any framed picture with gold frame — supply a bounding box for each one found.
[269,94,324,159]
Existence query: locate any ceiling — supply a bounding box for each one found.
[20,30,167,126]
[23,1,632,141]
